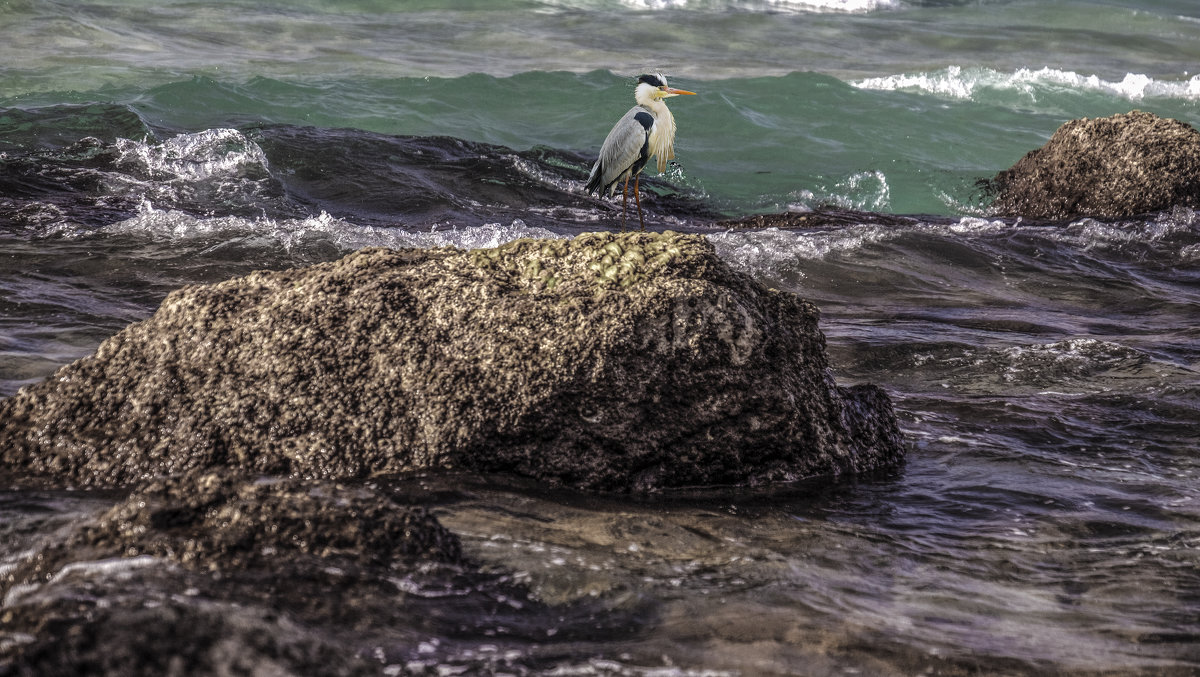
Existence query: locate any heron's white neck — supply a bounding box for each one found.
[633,82,660,108]
[633,83,678,172]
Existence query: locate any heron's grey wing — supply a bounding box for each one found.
[587,107,652,196]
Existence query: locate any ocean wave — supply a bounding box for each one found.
[853,66,1200,103]
[788,170,892,213]
[541,0,899,13]
[101,128,284,217]
[101,201,563,254]
[1052,209,1200,262]
[910,338,1160,394]
[707,215,1010,273]
[992,338,1149,386]
[113,128,270,184]
[706,222,898,275]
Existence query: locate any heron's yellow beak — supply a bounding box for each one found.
[661,86,697,97]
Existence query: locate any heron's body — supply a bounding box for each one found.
[585,74,694,229]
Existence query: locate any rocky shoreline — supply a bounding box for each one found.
[0,225,910,674]
[4,110,1199,675]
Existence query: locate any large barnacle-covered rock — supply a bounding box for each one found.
[0,231,904,491]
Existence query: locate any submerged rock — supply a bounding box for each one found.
[3,471,462,585]
[0,472,646,676]
[0,231,904,491]
[2,596,385,677]
[718,207,924,230]
[988,110,1200,220]
[0,471,459,676]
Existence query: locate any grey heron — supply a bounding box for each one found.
[585,73,696,230]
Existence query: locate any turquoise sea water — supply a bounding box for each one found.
[5,0,1200,216]
[3,1,1200,674]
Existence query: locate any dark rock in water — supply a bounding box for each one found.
[0,231,904,492]
[3,593,385,677]
[987,110,1200,220]
[0,472,646,676]
[0,472,457,676]
[3,471,462,586]
[718,207,924,230]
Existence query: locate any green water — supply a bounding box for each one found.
[4,3,1200,674]
[6,69,1200,215]
[6,0,1200,214]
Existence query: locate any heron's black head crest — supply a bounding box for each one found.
[637,73,666,88]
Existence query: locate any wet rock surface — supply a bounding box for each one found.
[4,471,464,580]
[3,590,386,677]
[0,471,644,676]
[0,231,904,492]
[0,472,449,676]
[717,208,927,230]
[987,110,1200,220]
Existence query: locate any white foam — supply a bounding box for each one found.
[979,338,1147,387]
[998,338,1141,368]
[543,657,738,677]
[102,200,564,253]
[1,583,40,608]
[707,215,1009,273]
[707,222,898,272]
[944,216,1009,235]
[789,170,892,213]
[97,128,276,213]
[545,0,898,13]
[1052,208,1200,258]
[113,128,270,183]
[48,554,161,583]
[394,220,567,249]
[4,555,163,607]
[853,66,1200,103]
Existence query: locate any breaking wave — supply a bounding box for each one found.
[102,202,566,254]
[853,66,1200,103]
[543,0,900,13]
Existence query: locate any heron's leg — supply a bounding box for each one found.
[634,175,645,231]
[621,176,631,231]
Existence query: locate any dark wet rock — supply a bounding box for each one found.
[718,207,924,230]
[0,231,905,492]
[1,593,385,677]
[0,472,448,676]
[0,472,648,676]
[987,111,1200,220]
[3,471,462,587]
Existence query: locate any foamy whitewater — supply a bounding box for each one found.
[2,1,1199,674]
[602,0,901,11]
[855,66,1200,103]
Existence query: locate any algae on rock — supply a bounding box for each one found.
[988,110,1200,220]
[0,231,904,492]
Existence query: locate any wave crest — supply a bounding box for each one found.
[101,201,564,254]
[543,0,899,13]
[853,66,1200,103]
